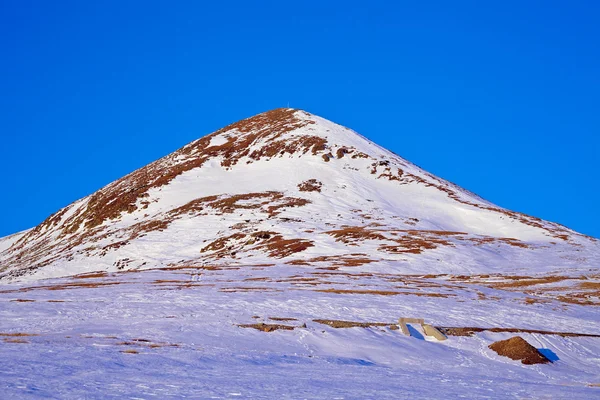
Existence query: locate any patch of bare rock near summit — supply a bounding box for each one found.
[488,336,550,365]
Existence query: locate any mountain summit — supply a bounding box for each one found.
[1,108,598,280]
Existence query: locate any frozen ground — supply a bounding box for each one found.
[1,265,599,399]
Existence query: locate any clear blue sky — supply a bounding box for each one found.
[1,1,598,238]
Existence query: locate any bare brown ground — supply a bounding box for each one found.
[326,226,387,244]
[485,276,570,289]
[199,229,314,259]
[220,287,282,293]
[4,338,29,344]
[580,282,600,289]
[447,274,600,306]
[0,332,39,337]
[314,288,452,297]
[324,226,470,254]
[438,326,600,338]
[556,293,600,306]
[0,281,127,294]
[170,191,311,220]
[488,336,550,364]
[298,179,322,192]
[72,271,109,279]
[238,323,296,332]
[313,319,390,328]
[255,235,314,258]
[286,255,376,267]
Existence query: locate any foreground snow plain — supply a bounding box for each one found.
[1,265,599,399]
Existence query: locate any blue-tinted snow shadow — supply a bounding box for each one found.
[538,348,559,362]
[237,355,318,366]
[407,324,425,340]
[326,357,376,366]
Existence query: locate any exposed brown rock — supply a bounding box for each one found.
[488,336,550,365]
[298,179,323,192]
[336,147,351,159]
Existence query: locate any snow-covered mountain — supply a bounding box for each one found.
[2,108,600,398]
[1,108,598,281]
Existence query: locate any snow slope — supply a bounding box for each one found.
[0,108,598,281]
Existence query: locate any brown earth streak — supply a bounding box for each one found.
[379,232,454,254]
[269,317,298,322]
[168,191,310,220]
[200,229,313,259]
[72,271,109,279]
[313,319,390,328]
[326,226,387,244]
[326,226,459,253]
[238,323,296,332]
[325,225,531,254]
[488,336,550,365]
[4,338,29,344]
[314,288,451,297]
[254,235,314,258]
[438,326,600,338]
[0,333,39,337]
[447,275,600,306]
[286,255,376,267]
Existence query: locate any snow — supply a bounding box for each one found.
[0,230,29,254]
[209,134,230,147]
[0,108,598,397]
[0,266,599,398]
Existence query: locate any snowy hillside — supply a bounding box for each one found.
[1,108,598,282]
[1,109,599,398]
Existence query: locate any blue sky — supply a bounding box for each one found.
[0,1,598,238]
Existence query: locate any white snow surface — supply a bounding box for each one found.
[0,266,599,399]
[0,109,599,398]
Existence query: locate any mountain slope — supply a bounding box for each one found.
[1,108,598,281]
[2,108,600,398]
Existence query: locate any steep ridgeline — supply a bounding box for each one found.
[1,108,598,281]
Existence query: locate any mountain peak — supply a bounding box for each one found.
[1,109,598,281]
